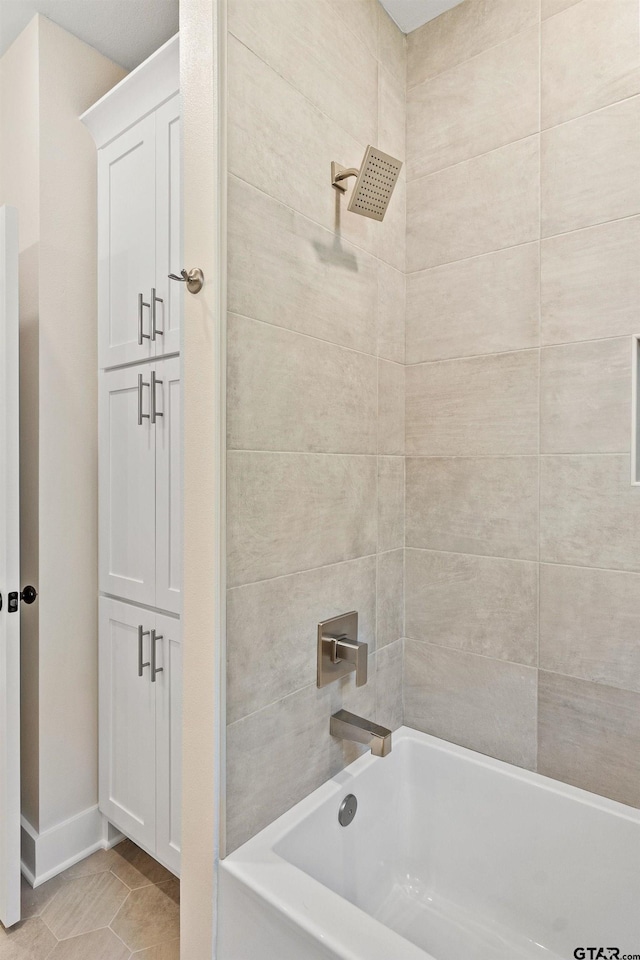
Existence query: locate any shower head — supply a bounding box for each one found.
[331,145,403,222]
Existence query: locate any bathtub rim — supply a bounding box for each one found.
[220,726,640,960]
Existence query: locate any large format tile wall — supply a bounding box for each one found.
[405,0,640,806]
[225,0,406,851]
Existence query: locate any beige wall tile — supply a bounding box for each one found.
[228,176,378,355]
[408,27,539,180]
[377,548,404,648]
[407,0,539,88]
[227,556,377,724]
[227,452,377,587]
[378,456,404,552]
[378,3,406,87]
[542,0,640,128]
[404,640,537,767]
[379,66,406,163]
[540,339,630,454]
[328,0,378,56]
[540,455,640,571]
[405,549,538,665]
[407,243,540,363]
[406,350,539,457]
[378,359,405,455]
[542,0,580,18]
[377,261,405,363]
[541,216,640,345]
[229,0,378,146]
[226,683,332,851]
[408,136,539,271]
[538,671,640,807]
[227,314,378,454]
[228,36,380,259]
[376,638,404,731]
[376,170,406,272]
[540,563,640,692]
[541,96,640,238]
[406,457,539,559]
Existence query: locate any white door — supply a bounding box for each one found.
[155,95,183,358]
[0,206,21,928]
[98,115,156,368]
[99,597,156,851]
[154,611,182,875]
[99,366,156,606]
[155,356,182,614]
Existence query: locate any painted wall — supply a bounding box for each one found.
[0,15,126,857]
[225,0,406,852]
[404,0,640,807]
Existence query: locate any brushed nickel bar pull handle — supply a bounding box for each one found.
[151,288,163,341]
[150,629,164,682]
[138,293,151,345]
[150,371,163,425]
[138,625,150,677]
[137,374,150,426]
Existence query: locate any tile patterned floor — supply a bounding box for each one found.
[0,840,179,959]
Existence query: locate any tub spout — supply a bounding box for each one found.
[330,709,392,757]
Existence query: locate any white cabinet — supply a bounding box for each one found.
[155,356,182,614]
[97,96,182,368]
[84,35,183,877]
[155,96,183,359]
[99,598,182,873]
[99,357,182,615]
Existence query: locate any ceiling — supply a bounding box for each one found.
[379,0,464,33]
[0,0,459,72]
[0,0,179,70]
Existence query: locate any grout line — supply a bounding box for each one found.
[404,635,538,672]
[406,334,636,366]
[227,552,380,592]
[228,309,387,364]
[405,453,629,459]
[405,212,640,276]
[228,32,379,156]
[406,546,640,578]
[407,16,538,91]
[535,4,542,774]
[408,129,539,183]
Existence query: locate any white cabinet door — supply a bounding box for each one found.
[154,612,182,875]
[154,95,182,358]
[98,115,156,368]
[155,356,182,614]
[99,598,156,852]
[99,367,156,605]
[0,206,21,928]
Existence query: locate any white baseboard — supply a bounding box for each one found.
[21,806,114,887]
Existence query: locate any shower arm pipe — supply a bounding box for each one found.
[331,163,360,192]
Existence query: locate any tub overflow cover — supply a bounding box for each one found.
[338,794,357,827]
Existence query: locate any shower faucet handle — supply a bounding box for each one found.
[332,637,368,687]
[317,611,368,688]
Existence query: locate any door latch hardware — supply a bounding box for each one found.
[7,585,37,613]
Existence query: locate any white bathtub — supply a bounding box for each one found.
[218,727,640,960]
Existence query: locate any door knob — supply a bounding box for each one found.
[6,585,38,613]
[168,267,204,294]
